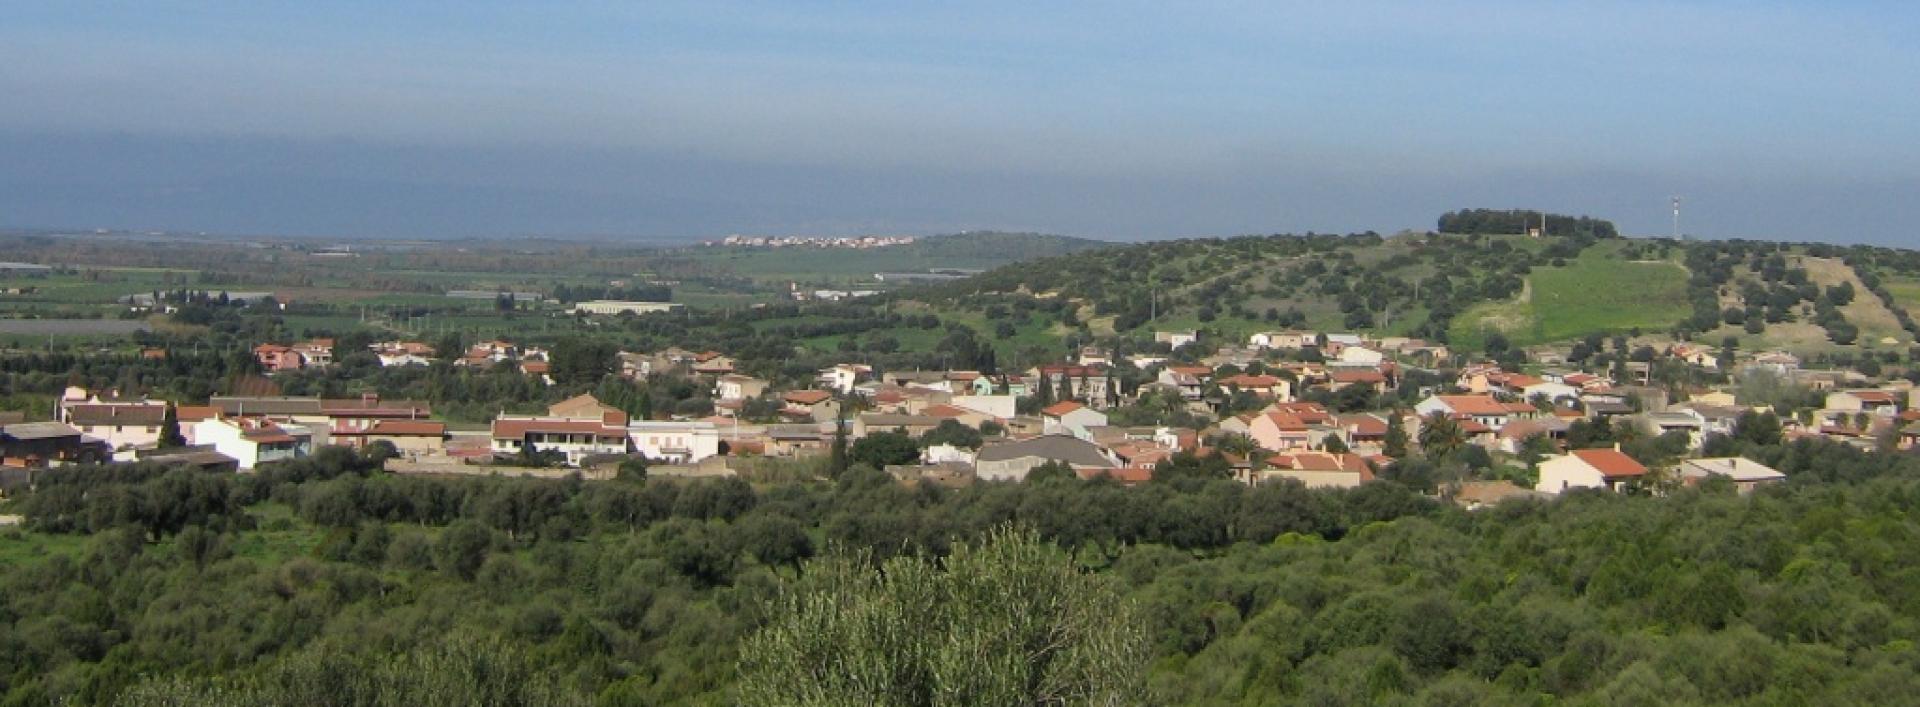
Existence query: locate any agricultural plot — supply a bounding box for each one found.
[1451,253,1691,350]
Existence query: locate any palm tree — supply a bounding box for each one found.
[1418,411,1466,460]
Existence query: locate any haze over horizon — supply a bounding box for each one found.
[4,2,1917,245]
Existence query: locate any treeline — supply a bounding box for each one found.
[1437,209,1620,239]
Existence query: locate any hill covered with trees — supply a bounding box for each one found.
[910,213,1920,358]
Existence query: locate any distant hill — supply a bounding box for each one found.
[906,226,1920,357]
[670,231,1112,282]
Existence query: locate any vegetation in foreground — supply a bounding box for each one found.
[5,427,1920,705]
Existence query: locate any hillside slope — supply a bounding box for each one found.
[907,228,1920,357]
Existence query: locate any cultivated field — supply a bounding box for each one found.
[1451,251,1691,350]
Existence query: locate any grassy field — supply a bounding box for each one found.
[0,526,91,568]
[1885,277,1920,312]
[1451,252,1691,351]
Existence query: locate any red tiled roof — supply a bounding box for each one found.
[1338,414,1388,436]
[784,390,832,405]
[1570,448,1649,478]
[1221,374,1282,388]
[1435,395,1511,416]
[922,404,974,419]
[1846,390,1900,403]
[1331,369,1387,383]
[1042,401,1085,417]
[175,405,219,422]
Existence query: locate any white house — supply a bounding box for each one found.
[1335,346,1386,367]
[627,421,722,464]
[570,300,682,315]
[1154,330,1199,349]
[63,401,169,458]
[192,416,315,470]
[1414,395,1535,428]
[816,364,872,394]
[1041,401,1109,440]
[1249,331,1316,350]
[491,412,633,465]
[1538,448,1649,495]
[1678,457,1786,494]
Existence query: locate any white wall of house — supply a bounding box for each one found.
[628,422,721,464]
[1538,456,1606,495]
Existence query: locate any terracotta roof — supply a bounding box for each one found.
[1570,448,1649,478]
[1331,369,1387,383]
[174,405,219,422]
[1268,451,1372,477]
[1221,374,1282,388]
[784,390,833,405]
[1434,395,1511,416]
[1041,401,1085,417]
[1844,390,1900,403]
[922,404,975,419]
[1338,414,1388,436]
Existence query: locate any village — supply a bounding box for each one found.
[8,325,1915,508]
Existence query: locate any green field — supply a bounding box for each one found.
[1451,252,1691,350]
[1885,277,1920,312]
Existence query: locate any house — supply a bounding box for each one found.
[332,420,446,458]
[618,352,654,380]
[1335,413,1391,454]
[749,424,819,457]
[970,374,1028,397]
[714,375,769,402]
[1678,457,1786,494]
[570,300,682,316]
[1899,423,1920,451]
[1,422,107,467]
[782,390,838,422]
[1249,451,1372,488]
[1328,368,1389,394]
[491,411,632,465]
[853,413,942,439]
[923,404,995,430]
[975,435,1115,482]
[549,394,621,420]
[1495,418,1568,455]
[628,421,721,464]
[1415,395,1535,428]
[1671,343,1719,370]
[1156,365,1213,400]
[1155,330,1199,349]
[1538,447,1649,495]
[949,395,1017,421]
[192,416,316,470]
[64,403,168,459]
[372,341,435,367]
[1643,409,1709,450]
[1028,365,1114,408]
[1335,346,1385,367]
[690,352,735,376]
[1748,351,1801,376]
[1076,346,1112,366]
[1826,390,1903,417]
[817,364,873,394]
[1218,374,1291,401]
[1041,402,1109,440]
[253,344,306,372]
[1247,403,1336,453]
[1249,330,1316,350]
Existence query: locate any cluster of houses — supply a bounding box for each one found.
[11,325,1919,508]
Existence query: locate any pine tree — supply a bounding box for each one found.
[159,405,187,448]
[828,401,850,477]
[1384,412,1409,458]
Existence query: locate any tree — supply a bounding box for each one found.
[158,405,187,448]
[548,338,618,387]
[737,527,1149,706]
[828,404,851,477]
[1383,413,1409,458]
[1417,412,1465,460]
[920,419,985,450]
[434,520,493,581]
[851,431,921,469]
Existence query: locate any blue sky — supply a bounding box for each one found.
[2,1,1916,243]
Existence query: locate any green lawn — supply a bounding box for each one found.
[1452,253,1691,350]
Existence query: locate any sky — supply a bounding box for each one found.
[2,1,1917,244]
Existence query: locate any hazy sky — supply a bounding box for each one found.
[3,2,1917,243]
